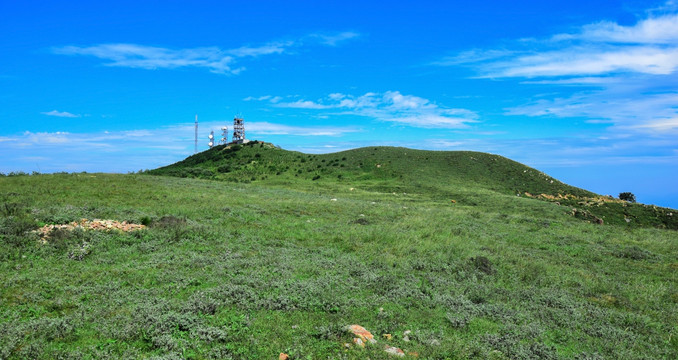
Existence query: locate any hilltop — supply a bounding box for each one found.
[149,141,677,230]
[150,142,592,196]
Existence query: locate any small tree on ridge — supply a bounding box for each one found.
[619,192,636,203]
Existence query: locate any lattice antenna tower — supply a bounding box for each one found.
[207,130,214,149]
[219,126,228,145]
[232,114,245,143]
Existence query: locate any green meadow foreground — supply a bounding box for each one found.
[1,144,677,359]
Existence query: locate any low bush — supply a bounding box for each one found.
[1,202,25,217]
[470,256,495,275]
[615,245,654,260]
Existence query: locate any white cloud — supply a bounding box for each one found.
[244,95,282,102]
[308,31,360,46]
[226,42,292,57]
[435,7,678,137]
[431,49,514,66]
[520,76,622,85]
[54,44,241,74]
[41,110,80,118]
[247,121,360,136]
[425,139,465,148]
[438,11,678,78]
[0,120,360,169]
[625,117,678,133]
[506,86,678,135]
[489,46,678,77]
[275,100,333,109]
[554,13,678,44]
[252,91,478,129]
[383,114,473,128]
[53,31,359,75]
[3,119,363,174]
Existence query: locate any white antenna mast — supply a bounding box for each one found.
[194,114,198,154]
[220,126,229,145]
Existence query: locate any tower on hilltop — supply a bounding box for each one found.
[232,116,245,143]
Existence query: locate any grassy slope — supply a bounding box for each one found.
[149,142,677,230]
[1,169,677,359]
[150,143,595,197]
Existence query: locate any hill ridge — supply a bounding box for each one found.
[148,142,677,230]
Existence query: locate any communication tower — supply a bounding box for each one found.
[194,114,198,154]
[232,116,245,143]
[219,126,229,145]
[208,130,214,149]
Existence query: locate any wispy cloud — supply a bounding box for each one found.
[431,49,514,66]
[52,31,359,75]
[553,13,678,44]
[507,89,678,120]
[275,100,333,109]
[435,7,678,137]
[54,44,239,74]
[624,116,678,133]
[251,91,478,129]
[437,13,678,78]
[41,110,80,118]
[0,120,360,173]
[307,31,360,46]
[506,76,678,135]
[226,42,292,57]
[243,95,282,103]
[489,46,678,77]
[248,121,360,136]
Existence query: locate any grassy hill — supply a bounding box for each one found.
[1,145,676,359]
[149,142,677,230]
[150,142,594,197]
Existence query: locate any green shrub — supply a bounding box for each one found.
[68,241,92,261]
[615,245,653,260]
[312,324,344,340]
[0,214,38,238]
[470,256,495,275]
[1,202,25,217]
[619,192,636,203]
[151,215,186,229]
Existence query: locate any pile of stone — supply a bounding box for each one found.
[344,324,418,357]
[34,218,145,239]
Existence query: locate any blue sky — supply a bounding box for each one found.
[1,0,677,208]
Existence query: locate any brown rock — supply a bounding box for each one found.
[347,324,375,343]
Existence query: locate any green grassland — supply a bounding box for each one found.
[1,144,677,359]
